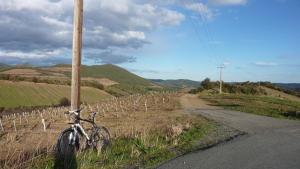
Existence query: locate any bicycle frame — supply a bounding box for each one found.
[69,123,90,145]
[67,111,97,145]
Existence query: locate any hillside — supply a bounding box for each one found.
[80,64,152,86]
[275,83,300,92]
[0,80,111,109]
[0,63,10,71]
[150,79,200,89]
[0,64,153,87]
[0,64,162,108]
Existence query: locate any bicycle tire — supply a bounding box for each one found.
[55,128,80,169]
[89,126,111,153]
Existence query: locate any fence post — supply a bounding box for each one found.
[0,119,4,132]
[145,100,148,112]
[42,119,46,132]
[13,119,17,132]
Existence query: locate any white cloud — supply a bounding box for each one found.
[209,0,247,6]
[223,62,230,66]
[0,49,63,59]
[0,0,185,64]
[184,2,214,20]
[254,62,278,67]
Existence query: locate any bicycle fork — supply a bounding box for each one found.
[68,124,91,146]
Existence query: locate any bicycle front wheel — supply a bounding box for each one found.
[90,126,111,153]
[54,128,79,169]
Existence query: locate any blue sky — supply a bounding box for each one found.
[122,0,300,82]
[0,0,299,82]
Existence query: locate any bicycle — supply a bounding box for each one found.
[55,108,110,168]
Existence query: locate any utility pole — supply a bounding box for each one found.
[71,0,83,115]
[217,65,225,94]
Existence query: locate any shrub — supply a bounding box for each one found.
[201,78,213,90]
[189,86,204,94]
[58,97,71,107]
[32,77,38,83]
[0,74,9,80]
[0,107,4,113]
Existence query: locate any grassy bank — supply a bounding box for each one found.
[200,94,300,119]
[28,121,214,169]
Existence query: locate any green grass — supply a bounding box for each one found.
[0,80,111,108]
[27,122,214,169]
[200,94,300,119]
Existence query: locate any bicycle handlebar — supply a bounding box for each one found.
[64,108,97,125]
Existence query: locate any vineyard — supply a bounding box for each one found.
[0,92,210,168]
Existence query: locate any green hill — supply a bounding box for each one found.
[0,64,161,108]
[0,63,10,71]
[80,64,152,86]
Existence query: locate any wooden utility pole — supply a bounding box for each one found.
[71,0,83,113]
[217,65,225,94]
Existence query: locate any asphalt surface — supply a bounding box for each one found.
[157,94,300,169]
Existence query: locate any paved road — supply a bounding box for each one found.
[157,94,300,169]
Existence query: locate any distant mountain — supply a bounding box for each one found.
[0,63,10,70]
[0,63,9,68]
[150,79,200,89]
[275,83,300,92]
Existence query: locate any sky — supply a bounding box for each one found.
[0,0,299,82]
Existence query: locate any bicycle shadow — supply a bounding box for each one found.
[54,152,78,169]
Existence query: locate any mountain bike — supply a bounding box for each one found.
[55,108,110,168]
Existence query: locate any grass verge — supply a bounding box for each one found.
[199,93,300,119]
[27,121,215,169]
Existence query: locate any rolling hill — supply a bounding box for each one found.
[0,64,162,109]
[80,64,152,86]
[150,79,200,89]
[0,63,9,71]
[38,64,153,87]
[275,83,300,92]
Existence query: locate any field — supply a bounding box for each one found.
[199,93,300,119]
[0,80,111,109]
[0,64,163,97]
[0,92,214,169]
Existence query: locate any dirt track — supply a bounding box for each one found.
[158,94,300,169]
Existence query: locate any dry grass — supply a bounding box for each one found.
[261,86,300,102]
[82,77,118,87]
[0,69,41,76]
[0,92,205,168]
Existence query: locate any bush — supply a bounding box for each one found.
[189,86,204,94]
[201,78,213,90]
[58,97,71,107]
[32,77,38,83]
[0,74,9,80]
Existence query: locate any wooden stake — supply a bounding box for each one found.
[42,119,46,132]
[13,120,16,132]
[71,0,83,116]
[0,119,4,132]
[145,100,148,112]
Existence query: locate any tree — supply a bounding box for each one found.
[201,78,213,90]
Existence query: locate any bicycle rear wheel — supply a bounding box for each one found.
[89,126,111,154]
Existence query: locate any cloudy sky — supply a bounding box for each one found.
[0,0,299,82]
